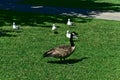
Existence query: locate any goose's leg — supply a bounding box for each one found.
[60,58,62,62]
[63,58,68,63]
[63,58,65,61]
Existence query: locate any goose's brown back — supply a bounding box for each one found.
[44,45,75,58]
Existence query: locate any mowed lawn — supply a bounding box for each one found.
[0,10,120,80]
[20,0,120,11]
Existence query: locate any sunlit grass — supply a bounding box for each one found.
[0,10,120,79]
[0,0,120,79]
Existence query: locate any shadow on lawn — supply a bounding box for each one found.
[0,29,21,37]
[0,10,92,27]
[0,0,120,27]
[20,0,120,11]
[47,57,89,64]
[0,31,17,37]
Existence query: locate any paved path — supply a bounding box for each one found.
[0,0,120,21]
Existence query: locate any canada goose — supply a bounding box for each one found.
[66,30,78,39]
[52,24,58,34]
[67,19,72,26]
[43,32,76,61]
[13,22,19,30]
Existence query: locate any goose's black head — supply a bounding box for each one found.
[71,31,78,35]
[71,32,76,37]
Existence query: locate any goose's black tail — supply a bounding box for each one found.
[43,51,52,57]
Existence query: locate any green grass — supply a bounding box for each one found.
[20,0,120,11]
[0,10,120,80]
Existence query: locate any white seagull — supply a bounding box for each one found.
[52,24,56,31]
[67,19,72,26]
[13,22,19,30]
[52,24,58,34]
[66,30,78,39]
[66,30,71,38]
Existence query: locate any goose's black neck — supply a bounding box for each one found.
[70,33,75,47]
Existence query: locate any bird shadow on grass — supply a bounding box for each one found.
[13,30,23,33]
[47,57,89,64]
